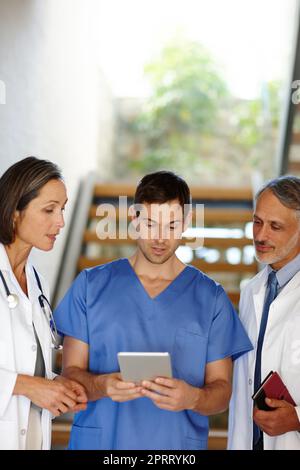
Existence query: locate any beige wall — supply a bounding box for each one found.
[0,0,114,296]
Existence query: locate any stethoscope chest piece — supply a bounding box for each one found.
[1,268,62,349]
[7,293,19,309]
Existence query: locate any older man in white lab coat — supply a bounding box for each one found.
[228,175,300,450]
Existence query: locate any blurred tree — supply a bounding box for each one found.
[128,34,228,174]
[228,81,281,171]
[120,34,281,183]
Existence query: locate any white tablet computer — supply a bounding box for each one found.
[118,352,172,383]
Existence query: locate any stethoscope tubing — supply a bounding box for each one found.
[0,270,10,296]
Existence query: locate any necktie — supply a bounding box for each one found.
[253,270,278,447]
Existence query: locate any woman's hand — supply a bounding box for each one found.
[54,375,88,412]
[14,374,88,416]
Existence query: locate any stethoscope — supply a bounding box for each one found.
[0,268,62,350]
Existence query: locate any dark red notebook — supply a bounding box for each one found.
[252,371,296,411]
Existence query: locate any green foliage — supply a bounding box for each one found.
[230,81,281,151]
[129,34,228,173]
[142,35,228,132]
[124,34,281,181]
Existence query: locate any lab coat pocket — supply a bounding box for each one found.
[184,436,207,450]
[173,328,207,387]
[0,420,18,450]
[69,425,102,450]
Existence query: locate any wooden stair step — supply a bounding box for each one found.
[83,231,252,248]
[227,291,240,304]
[288,160,300,173]
[88,206,253,224]
[94,184,253,201]
[292,132,300,145]
[52,421,71,446]
[78,256,257,273]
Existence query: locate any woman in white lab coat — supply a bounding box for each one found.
[0,157,87,450]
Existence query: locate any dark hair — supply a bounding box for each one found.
[255,175,300,216]
[0,156,62,244]
[134,171,191,214]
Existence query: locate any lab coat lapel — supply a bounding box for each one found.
[265,270,300,331]
[26,263,52,378]
[0,244,12,271]
[26,263,41,304]
[0,244,33,316]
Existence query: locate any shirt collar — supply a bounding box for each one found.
[0,243,41,301]
[0,243,14,271]
[267,252,300,288]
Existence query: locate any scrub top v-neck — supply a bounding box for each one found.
[54,258,252,450]
[124,260,192,320]
[126,259,189,298]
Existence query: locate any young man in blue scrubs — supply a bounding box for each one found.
[54,171,252,450]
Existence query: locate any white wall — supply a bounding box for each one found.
[0,0,114,296]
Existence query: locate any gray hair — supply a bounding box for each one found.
[255,175,300,219]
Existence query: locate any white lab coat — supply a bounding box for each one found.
[228,266,300,450]
[0,244,54,450]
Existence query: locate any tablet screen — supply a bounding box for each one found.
[118,352,172,383]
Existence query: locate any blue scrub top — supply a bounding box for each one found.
[54,258,252,450]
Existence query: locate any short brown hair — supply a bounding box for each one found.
[134,171,191,212]
[0,157,62,244]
